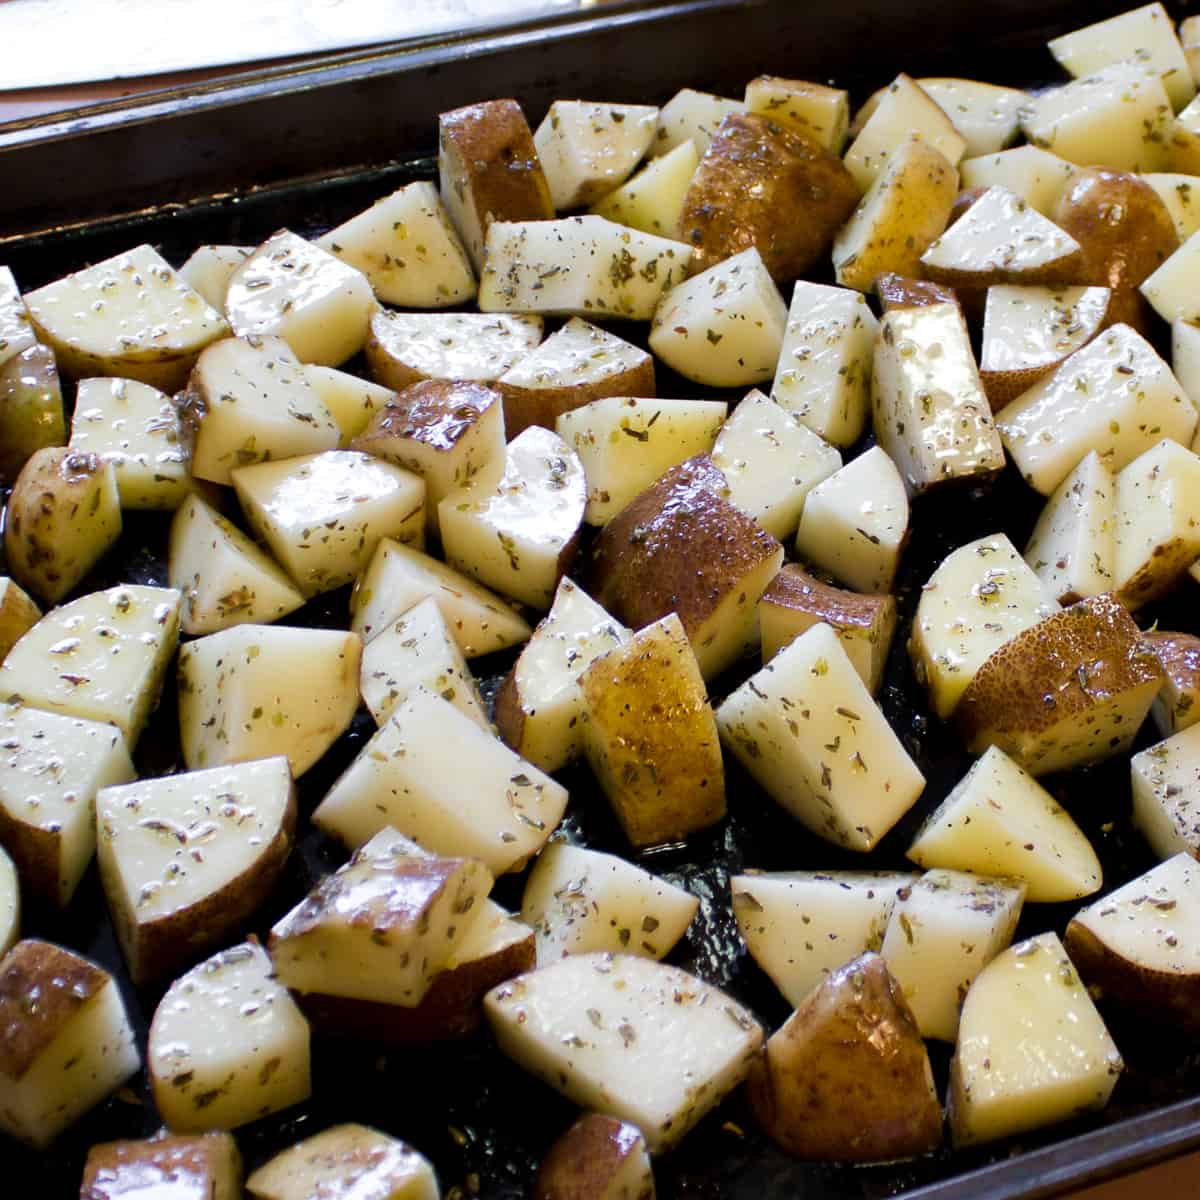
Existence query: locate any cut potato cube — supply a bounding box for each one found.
[1145,630,1200,737]
[97,757,296,985]
[82,1133,242,1200]
[1143,172,1200,242]
[711,389,841,540]
[651,88,745,158]
[479,216,690,320]
[0,342,67,486]
[316,180,476,307]
[580,613,724,848]
[303,364,395,445]
[535,1114,653,1200]
[350,538,531,655]
[181,334,340,486]
[960,145,1077,217]
[995,323,1196,496]
[1142,227,1200,324]
[731,870,916,1007]
[794,446,908,594]
[247,1124,437,1200]
[1175,315,1200,408]
[494,576,629,772]
[149,942,310,1134]
[534,101,658,210]
[0,576,40,662]
[23,243,228,391]
[0,584,180,746]
[314,687,566,874]
[1024,451,1116,605]
[225,230,376,366]
[1185,15,1200,86]
[589,139,699,238]
[744,76,849,151]
[648,247,786,387]
[177,244,251,312]
[770,281,877,447]
[918,77,1028,157]
[557,396,727,526]
[365,310,543,391]
[232,449,425,598]
[1131,722,1200,858]
[178,624,361,777]
[716,622,924,851]
[833,134,959,292]
[956,594,1163,775]
[4,447,121,604]
[948,932,1122,1147]
[0,265,36,368]
[485,952,762,1155]
[0,849,17,957]
[758,565,896,693]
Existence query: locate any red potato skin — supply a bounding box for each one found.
[535,1114,654,1200]
[81,1133,241,1200]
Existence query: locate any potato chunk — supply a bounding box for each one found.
[82,1133,242,1200]
[590,140,699,238]
[918,78,1028,156]
[650,88,744,158]
[959,145,1077,217]
[177,244,250,311]
[535,1114,654,1200]
[0,577,39,664]
[0,342,67,485]
[1145,630,1200,737]
[304,364,395,444]
[0,850,17,959]
[744,76,849,151]
[1131,722,1200,858]
[0,265,36,367]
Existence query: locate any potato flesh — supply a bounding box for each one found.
[960,145,1077,217]
[82,1133,243,1200]
[1131,722,1200,857]
[177,244,250,313]
[1145,630,1200,737]
[314,687,567,874]
[0,577,40,661]
[0,343,67,485]
[590,140,699,237]
[303,364,395,445]
[1173,316,1200,410]
[484,952,762,1155]
[717,622,924,851]
[0,849,17,957]
[149,942,310,1133]
[918,78,1028,157]
[0,266,36,368]
[731,870,916,1007]
[1144,173,1200,242]
[650,88,745,158]
[1142,226,1200,324]
[949,932,1122,1147]
[744,76,849,151]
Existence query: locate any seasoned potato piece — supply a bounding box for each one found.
[590,140,699,238]
[0,577,39,662]
[744,76,849,151]
[535,1115,654,1200]
[0,849,17,957]
[651,87,745,158]
[0,266,36,367]
[959,144,1076,216]
[918,78,1028,156]
[303,364,395,445]
[1141,227,1200,324]
[82,1134,242,1200]
[1145,630,1200,737]
[1131,722,1200,858]
[1143,172,1200,241]
[0,342,66,485]
[177,244,251,312]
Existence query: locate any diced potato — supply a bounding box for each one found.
[770,281,877,446]
[303,364,395,445]
[521,842,697,964]
[1143,172,1200,241]
[1131,722,1200,857]
[948,933,1122,1147]
[82,1134,242,1200]
[149,942,310,1134]
[1145,631,1200,737]
[1173,315,1200,407]
[1141,227,1200,323]
[793,446,908,594]
[0,584,181,746]
[580,613,725,848]
[316,180,476,307]
[225,230,376,366]
[0,342,67,485]
[744,76,849,151]
[23,244,228,391]
[717,622,924,851]
[650,88,745,158]
[0,577,39,663]
[0,849,17,958]
[177,244,251,312]
[0,941,139,1149]
[960,145,1076,218]
[535,1115,653,1200]
[557,396,727,526]
[590,140,699,237]
[313,687,567,874]
[484,953,762,1155]
[918,78,1028,156]
[1185,15,1200,86]
[232,450,425,597]
[0,266,36,367]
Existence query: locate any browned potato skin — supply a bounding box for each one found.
[875,273,958,311]
[0,806,65,910]
[352,379,503,462]
[945,185,989,228]
[0,577,40,663]
[0,343,66,485]
[1145,631,1200,736]
[679,112,860,282]
[81,1133,242,1200]
[493,666,528,758]
[535,1113,654,1200]
[745,952,942,1163]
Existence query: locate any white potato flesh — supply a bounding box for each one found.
[1142,228,1200,324]
[0,584,181,745]
[995,324,1196,496]
[484,953,762,1155]
[0,702,134,907]
[844,73,966,191]
[730,870,915,1007]
[360,595,487,728]
[439,427,584,609]
[711,389,841,540]
[149,942,310,1133]
[184,334,340,486]
[1186,15,1200,86]
[793,445,908,594]
[1144,173,1200,242]
[959,145,1076,216]
[949,932,1122,1147]
[178,624,361,777]
[225,230,376,366]
[1174,316,1200,410]
[911,533,1058,720]
[69,377,192,510]
[479,216,690,320]
[177,244,251,313]
[303,365,395,445]
[1024,451,1116,605]
[1131,722,1200,858]
[770,281,877,447]
[497,577,629,772]
[649,247,787,388]
[169,494,305,635]
[521,842,698,965]
[314,687,567,874]
[0,266,36,369]
[232,450,425,597]
[557,396,726,526]
[917,78,1028,157]
[880,869,1025,1043]
[744,76,849,151]
[534,101,659,210]
[590,140,700,238]
[717,622,925,852]
[650,88,745,158]
[23,243,229,391]
[316,180,476,307]
[270,829,492,1006]
[351,538,531,654]
[0,942,140,1149]
[873,301,1005,496]
[1020,62,1172,173]
[909,744,1101,900]
[0,849,17,956]
[247,1124,438,1200]
[1048,3,1194,111]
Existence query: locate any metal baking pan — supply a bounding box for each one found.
[3,0,1200,1196]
